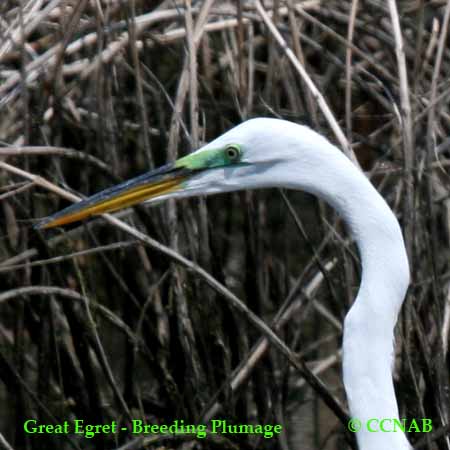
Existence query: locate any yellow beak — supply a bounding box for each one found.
[35,162,192,229]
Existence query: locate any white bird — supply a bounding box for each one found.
[36,118,411,450]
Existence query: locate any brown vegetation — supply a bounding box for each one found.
[0,1,450,449]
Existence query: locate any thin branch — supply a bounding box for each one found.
[255,0,358,167]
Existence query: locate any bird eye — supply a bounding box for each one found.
[225,145,241,162]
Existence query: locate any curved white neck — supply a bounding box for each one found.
[174,118,411,450]
[284,137,411,450]
[338,171,411,450]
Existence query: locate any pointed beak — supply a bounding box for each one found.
[34,162,195,230]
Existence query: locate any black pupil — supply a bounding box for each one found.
[227,147,237,158]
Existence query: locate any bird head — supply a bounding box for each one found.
[34,118,330,229]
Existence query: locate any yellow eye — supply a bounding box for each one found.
[225,145,240,162]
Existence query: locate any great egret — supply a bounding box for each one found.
[35,118,411,450]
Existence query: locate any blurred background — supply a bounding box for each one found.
[1,0,450,449]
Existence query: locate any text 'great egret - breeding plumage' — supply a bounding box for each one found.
[36,118,411,450]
